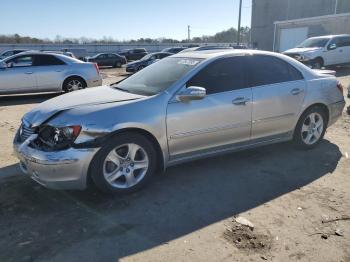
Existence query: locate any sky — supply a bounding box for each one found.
[0,0,252,41]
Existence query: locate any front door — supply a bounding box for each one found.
[247,55,306,139]
[167,56,252,158]
[0,55,36,94]
[324,37,344,66]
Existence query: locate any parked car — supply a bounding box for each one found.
[13,50,345,194]
[61,48,88,60]
[179,45,233,53]
[283,34,350,69]
[162,47,188,54]
[0,49,28,60]
[126,52,172,72]
[0,51,102,95]
[86,53,127,68]
[118,48,148,61]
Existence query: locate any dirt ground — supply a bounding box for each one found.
[0,67,349,262]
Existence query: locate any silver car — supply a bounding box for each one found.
[0,51,102,95]
[13,50,345,194]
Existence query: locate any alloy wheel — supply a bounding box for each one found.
[301,112,324,145]
[103,143,149,189]
[66,79,83,92]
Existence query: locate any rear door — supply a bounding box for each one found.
[248,55,306,140]
[0,55,37,94]
[167,56,252,157]
[32,54,67,92]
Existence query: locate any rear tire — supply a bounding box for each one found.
[89,133,157,194]
[293,106,328,149]
[63,77,86,93]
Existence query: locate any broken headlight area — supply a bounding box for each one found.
[32,125,81,151]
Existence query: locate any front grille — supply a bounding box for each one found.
[20,121,34,142]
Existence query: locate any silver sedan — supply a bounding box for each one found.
[13,50,345,194]
[0,51,102,95]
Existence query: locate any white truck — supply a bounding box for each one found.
[283,34,350,69]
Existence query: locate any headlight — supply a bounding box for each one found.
[37,125,81,150]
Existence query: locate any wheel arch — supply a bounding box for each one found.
[294,102,330,135]
[93,127,164,171]
[62,75,87,91]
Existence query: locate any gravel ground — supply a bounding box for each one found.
[0,67,349,262]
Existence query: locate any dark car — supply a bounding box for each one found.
[0,49,28,60]
[119,48,148,61]
[86,53,127,68]
[162,47,188,54]
[126,52,172,73]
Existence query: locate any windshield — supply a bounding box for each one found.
[297,37,330,48]
[141,54,153,60]
[114,57,202,96]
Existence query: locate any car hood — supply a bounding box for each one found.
[23,85,145,127]
[283,47,322,54]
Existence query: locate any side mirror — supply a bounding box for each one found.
[176,86,206,102]
[328,43,337,50]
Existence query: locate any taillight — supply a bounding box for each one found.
[337,81,344,96]
[93,63,100,75]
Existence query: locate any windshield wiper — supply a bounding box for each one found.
[113,86,131,93]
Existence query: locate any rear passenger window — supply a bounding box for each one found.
[35,55,65,66]
[187,56,249,94]
[248,55,303,87]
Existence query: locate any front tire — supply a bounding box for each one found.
[89,133,157,194]
[293,106,328,149]
[311,58,323,69]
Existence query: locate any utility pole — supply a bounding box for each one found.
[187,25,191,42]
[237,0,243,45]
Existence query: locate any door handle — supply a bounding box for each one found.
[232,97,250,105]
[25,72,33,74]
[291,88,303,95]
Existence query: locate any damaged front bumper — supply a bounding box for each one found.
[13,132,100,190]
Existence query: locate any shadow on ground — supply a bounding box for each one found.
[0,140,342,262]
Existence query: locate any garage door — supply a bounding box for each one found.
[279,27,308,52]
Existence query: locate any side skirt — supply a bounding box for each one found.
[166,132,293,167]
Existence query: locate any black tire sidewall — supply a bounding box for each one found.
[89,133,157,194]
[63,77,86,93]
[293,106,328,149]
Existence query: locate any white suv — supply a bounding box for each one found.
[283,35,350,69]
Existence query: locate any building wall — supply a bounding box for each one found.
[275,14,350,52]
[251,0,350,51]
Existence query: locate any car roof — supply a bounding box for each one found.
[4,50,82,63]
[171,49,303,61]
